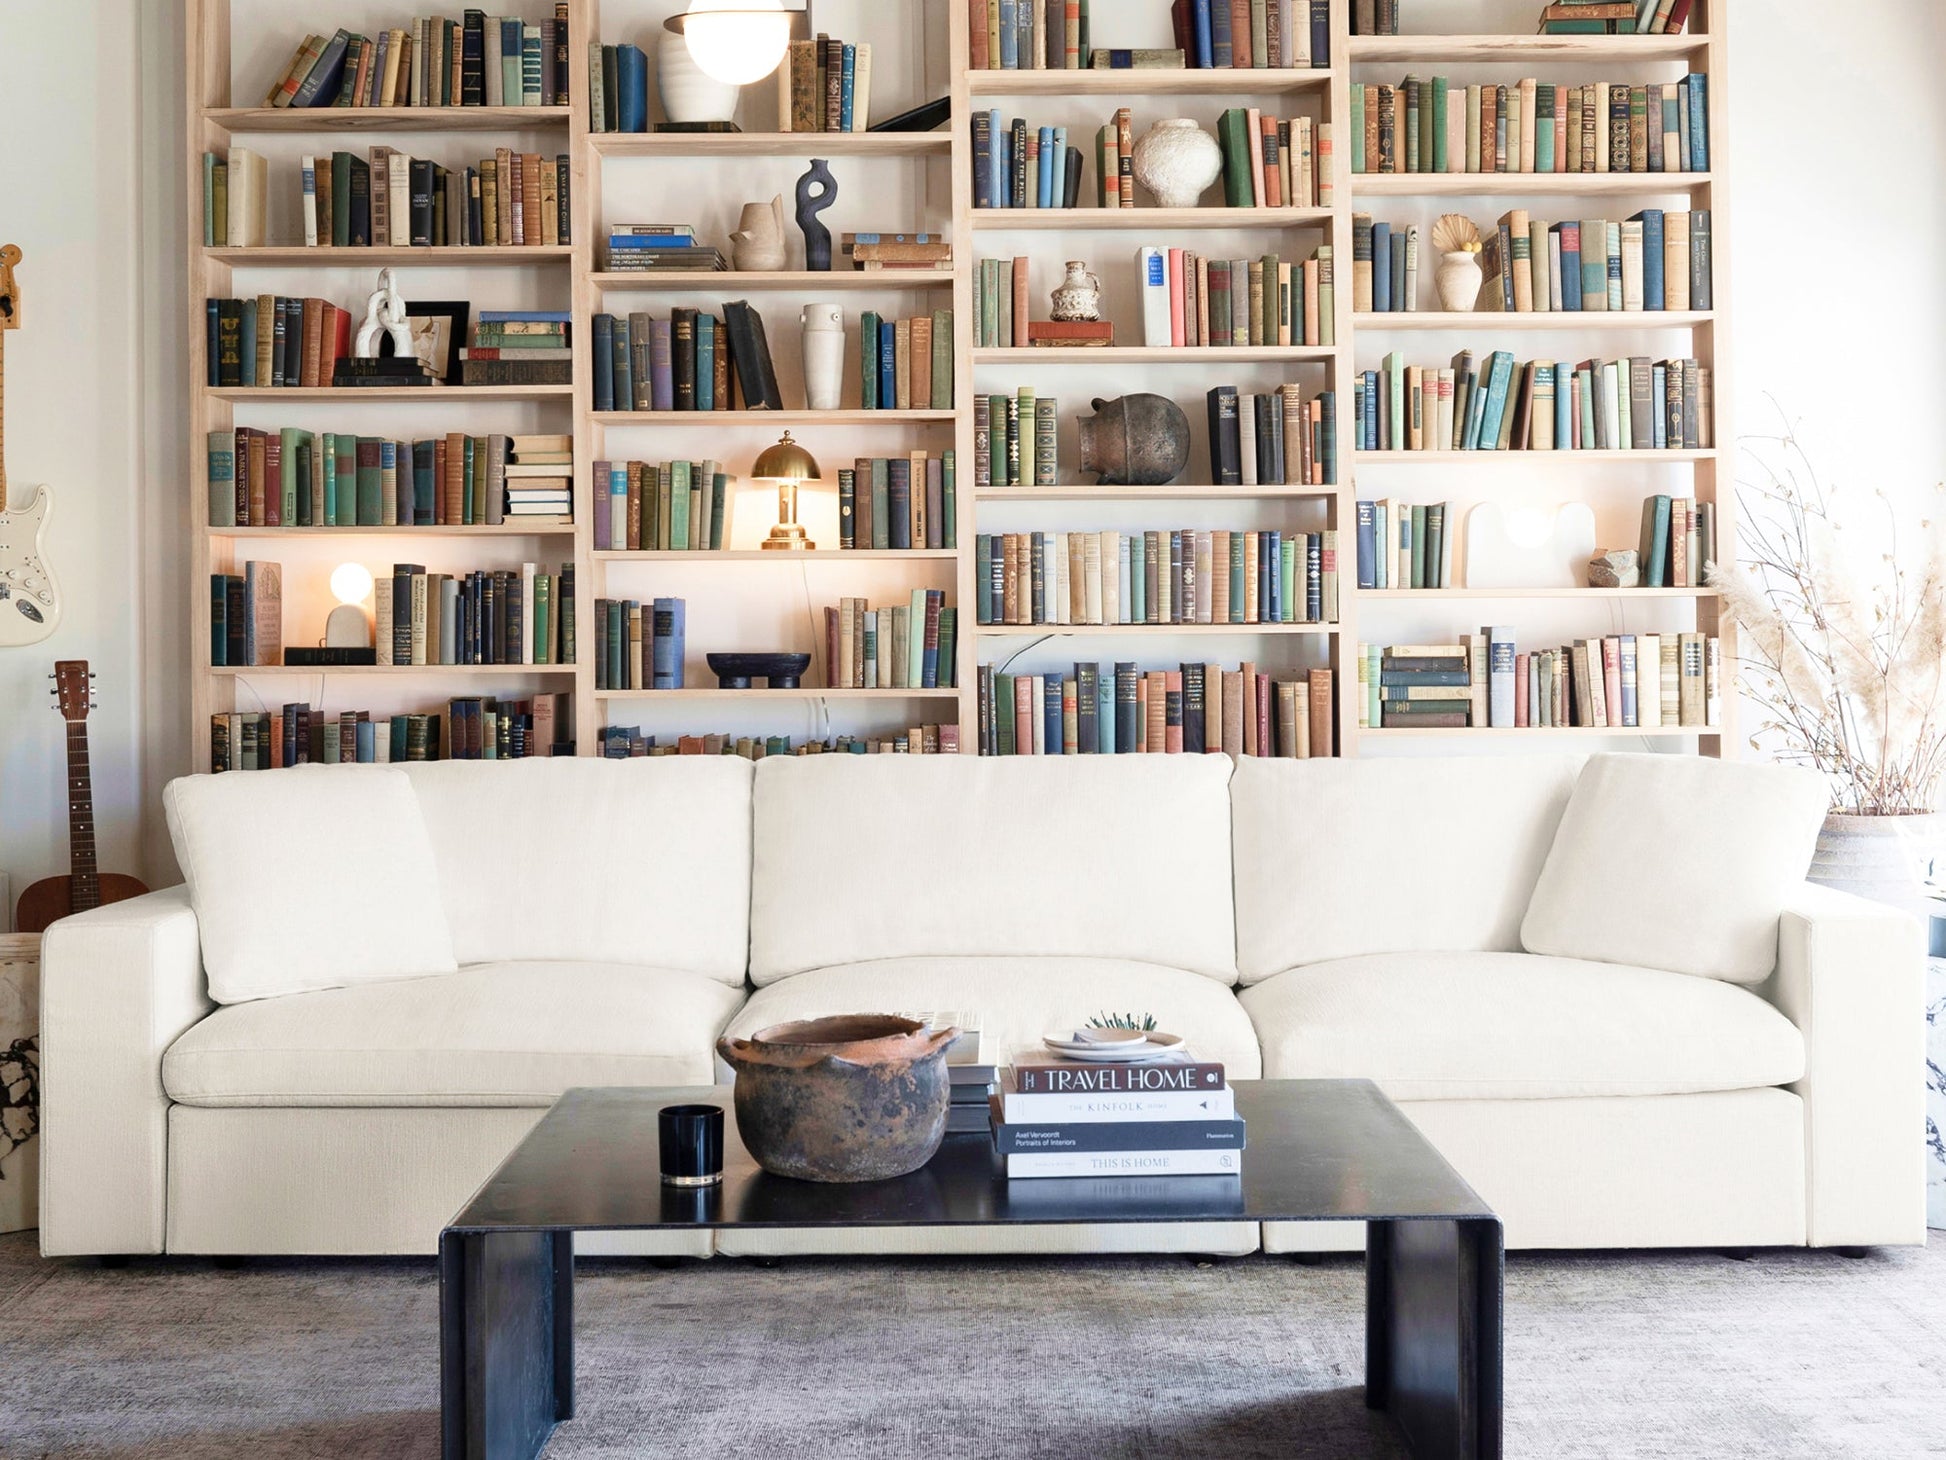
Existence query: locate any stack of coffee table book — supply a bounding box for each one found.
[904,1011,996,1134]
[994,1039,1243,1178]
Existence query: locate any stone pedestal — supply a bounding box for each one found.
[0,934,40,1234]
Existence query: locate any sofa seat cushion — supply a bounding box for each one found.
[1238,951,1804,1100]
[722,957,1264,1078]
[163,962,745,1108]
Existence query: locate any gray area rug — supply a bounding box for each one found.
[1,1232,1942,1459]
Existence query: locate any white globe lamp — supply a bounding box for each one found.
[668,0,796,88]
[326,561,375,649]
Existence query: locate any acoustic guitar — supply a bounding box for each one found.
[15,661,149,934]
[0,243,63,646]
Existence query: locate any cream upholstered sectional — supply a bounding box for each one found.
[38,752,1928,1259]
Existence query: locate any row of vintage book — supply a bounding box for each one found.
[825,595,959,691]
[774,34,877,133]
[978,662,1335,758]
[208,430,570,529]
[1352,351,1712,453]
[1350,75,1709,175]
[1353,501,1459,590]
[263,12,572,110]
[591,307,782,413]
[1212,108,1333,210]
[592,460,733,553]
[374,562,574,668]
[855,311,956,411]
[1360,632,1721,729]
[598,727,962,758]
[968,0,1330,72]
[593,598,687,691]
[1138,247,1337,348]
[974,529,1340,627]
[1209,385,1340,486]
[836,454,960,551]
[211,695,572,773]
[602,225,723,273]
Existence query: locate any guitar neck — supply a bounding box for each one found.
[0,328,9,513]
[66,718,99,911]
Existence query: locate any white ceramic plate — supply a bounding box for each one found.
[1040,1031,1186,1061]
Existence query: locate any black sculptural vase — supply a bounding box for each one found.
[795,159,838,272]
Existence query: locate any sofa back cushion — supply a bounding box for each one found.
[1230,754,1584,983]
[1521,754,1831,983]
[401,757,753,983]
[749,755,1238,985]
[164,766,458,1004]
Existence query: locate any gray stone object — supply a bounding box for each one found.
[1077,393,1192,486]
[795,159,837,272]
[1587,549,1641,588]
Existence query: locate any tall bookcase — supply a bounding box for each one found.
[184,0,1731,767]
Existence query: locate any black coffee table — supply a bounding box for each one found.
[440,1078,1501,1460]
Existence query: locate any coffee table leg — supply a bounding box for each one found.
[1365,1217,1503,1460]
[441,1229,575,1460]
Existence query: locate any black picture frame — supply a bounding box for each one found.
[387,299,471,385]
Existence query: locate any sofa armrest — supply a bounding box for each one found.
[1764,882,1927,1247]
[39,887,212,1256]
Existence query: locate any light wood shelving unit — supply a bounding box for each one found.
[185,0,1731,766]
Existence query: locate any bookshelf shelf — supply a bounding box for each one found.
[1359,586,1720,599]
[1346,34,1709,64]
[594,549,959,562]
[1351,172,1714,198]
[211,524,575,538]
[972,206,1331,232]
[597,687,960,701]
[595,409,955,425]
[1354,448,1715,463]
[974,623,1336,637]
[1361,724,1709,739]
[206,106,572,133]
[1352,310,1713,332]
[209,246,574,266]
[973,485,1334,501]
[590,269,954,292]
[209,385,575,401]
[972,345,1336,364]
[967,68,1331,96]
[211,664,580,677]
[589,132,949,158]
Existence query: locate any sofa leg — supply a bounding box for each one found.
[1719,1248,1755,1261]
[1288,1252,1328,1267]
[647,1256,683,1271]
[97,1255,131,1270]
[212,1256,246,1270]
[1834,1246,1872,1260]
[744,1256,782,1269]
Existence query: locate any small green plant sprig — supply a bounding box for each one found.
[1087,1011,1159,1032]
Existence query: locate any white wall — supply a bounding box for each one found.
[0,0,1940,907]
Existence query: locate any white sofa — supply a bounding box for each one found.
[38,753,1928,1259]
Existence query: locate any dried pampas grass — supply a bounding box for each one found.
[1718,401,1946,814]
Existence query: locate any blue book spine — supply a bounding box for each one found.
[696,314,715,410]
[1097,670,1115,753]
[652,597,684,689]
[1265,531,1282,623]
[204,301,218,386]
[1371,503,1388,588]
[476,310,574,323]
[1651,364,1667,449]
[1558,226,1581,310]
[1634,209,1665,310]
[1355,501,1375,588]
[238,299,258,386]
[991,111,1008,208]
[972,112,994,209]
[1037,126,1055,207]
[840,44,856,130]
[605,235,702,249]
[1685,74,1707,171]
[1555,366,1574,448]
[1211,0,1233,67]
[1370,222,1392,311]
[1619,635,1638,726]
[999,0,1019,67]
[615,44,647,133]
[1192,0,1214,67]
[1606,224,1624,309]
[1360,372,1378,450]
[1043,674,1063,753]
[355,718,374,762]
[1051,125,1068,206]
[878,321,896,407]
[609,466,627,551]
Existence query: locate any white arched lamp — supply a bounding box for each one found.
[664,0,809,88]
[326,562,375,648]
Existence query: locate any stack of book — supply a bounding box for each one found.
[1541,0,1693,35]
[978,663,1335,758]
[460,311,571,387]
[1207,384,1338,487]
[594,597,686,691]
[1354,500,1456,589]
[1171,1,1330,69]
[1139,247,1336,348]
[824,594,956,691]
[207,294,353,388]
[208,562,282,667]
[1365,641,1476,729]
[593,459,732,552]
[599,726,961,758]
[972,113,1084,210]
[1353,0,1400,33]
[835,453,958,551]
[995,1049,1242,1178]
[843,233,951,272]
[777,33,875,132]
[503,435,573,523]
[605,226,725,273]
[855,310,954,410]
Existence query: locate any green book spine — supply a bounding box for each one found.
[711,472,728,549]
[670,460,691,550]
[936,606,956,688]
[1217,108,1254,206]
[1536,83,1556,173]
[941,450,956,550]
[1228,531,1246,622]
[930,308,952,409]
[279,427,305,525]
[995,671,1015,754]
[1431,78,1448,172]
[906,588,926,690]
[330,152,352,246]
[871,459,890,550]
[1410,504,1427,587]
[859,310,879,408]
[1349,85,1364,173]
[207,431,236,528]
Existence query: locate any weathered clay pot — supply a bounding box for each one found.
[1077,393,1191,485]
[1808,811,1942,920]
[717,1015,958,1182]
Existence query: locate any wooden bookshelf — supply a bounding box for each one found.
[185,0,1731,766]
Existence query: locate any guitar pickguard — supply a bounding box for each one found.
[0,485,61,646]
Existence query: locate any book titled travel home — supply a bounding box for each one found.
[1012,1060,1225,1093]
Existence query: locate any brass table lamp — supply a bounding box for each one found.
[753,430,822,551]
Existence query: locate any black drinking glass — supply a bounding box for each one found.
[659,1103,724,1187]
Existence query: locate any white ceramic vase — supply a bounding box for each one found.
[657,39,740,125]
[1435,250,1483,312]
[800,304,846,411]
[1131,119,1222,209]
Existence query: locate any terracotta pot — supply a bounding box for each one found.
[717,1015,958,1182]
[1077,393,1191,486]
[1808,811,1943,920]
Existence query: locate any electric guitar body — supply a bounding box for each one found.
[0,244,62,647]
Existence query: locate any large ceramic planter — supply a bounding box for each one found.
[1807,811,1942,919]
[717,1015,956,1182]
[1130,119,1222,208]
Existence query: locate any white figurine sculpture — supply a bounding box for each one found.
[354,268,415,361]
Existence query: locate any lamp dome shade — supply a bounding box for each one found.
[330,561,375,605]
[752,431,823,483]
[671,0,793,87]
